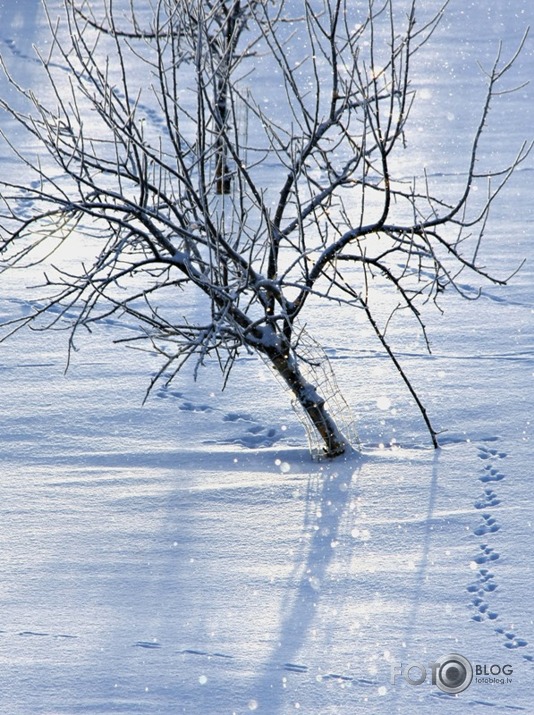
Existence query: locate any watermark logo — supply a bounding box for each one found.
[391,653,513,694]
[391,652,473,694]
[475,663,513,685]
[433,653,473,694]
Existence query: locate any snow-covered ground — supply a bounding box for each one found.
[0,1,533,713]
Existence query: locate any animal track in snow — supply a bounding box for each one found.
[181,648,234,660]
[468,447,503,625]
[0,629,78,640]
[495,629,529,650]
[477,447,507,483]
[283,662,308,673]
[178,401,213,413]
[476,445,508,461]
[154,382,212,412]
[474,487,501,509]
[155,385,184,400]
[141,644,372,686]
[221,411,280,447]
[467,563,499,623]
[179,650,375,687]
[153,382,282,449]
[222,412,255,423]
[5,626,373,688]
[479,466,506,483]
[473,544,500,566]
[468,444,532,661]
[220,424,281,449]
[473,513,501,537]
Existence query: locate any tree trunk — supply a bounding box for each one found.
[268,350,348,458]
[215,145,232,195]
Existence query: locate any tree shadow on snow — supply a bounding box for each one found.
[246,447,445,713]
[247,449,363,712]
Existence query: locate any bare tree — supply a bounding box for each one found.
[0,0,530,457]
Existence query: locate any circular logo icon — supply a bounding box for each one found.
[435,653,473,694]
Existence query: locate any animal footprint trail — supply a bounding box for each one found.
[495,629,528,651]
[154,380,214,413]
[134,643,371,687]
[466,446,505,626]
[153,380,283,449]
[467,445,532,663]
[473,513,500,537]
[474,487,501,509]
[0,622,386,694]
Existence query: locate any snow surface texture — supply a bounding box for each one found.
[0,0,533,713]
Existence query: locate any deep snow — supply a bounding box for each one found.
[0,1,533,713]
